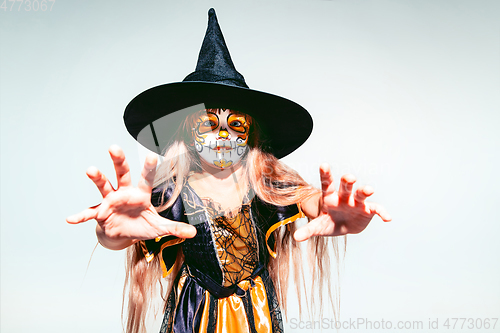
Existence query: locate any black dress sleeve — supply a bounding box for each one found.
[251,197,305,258]
[140,182,188,277]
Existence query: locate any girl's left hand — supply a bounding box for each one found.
[294,164,392,242]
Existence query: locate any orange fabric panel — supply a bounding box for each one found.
[198,291,210,333]
[216,294,249,333]
[250,277,272,333]
[214,277,272,333]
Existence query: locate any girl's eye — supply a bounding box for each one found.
[230,121,242,127]
[203,120,216,127]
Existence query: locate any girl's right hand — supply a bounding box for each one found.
[66,145,197,250]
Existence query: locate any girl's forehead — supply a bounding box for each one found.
[203,109,247,116]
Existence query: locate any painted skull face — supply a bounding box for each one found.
[193,109,250,169]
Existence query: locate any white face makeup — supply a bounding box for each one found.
[193,109,250,169]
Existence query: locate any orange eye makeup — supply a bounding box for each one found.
[227,114,249,133]
[197,113,219,134]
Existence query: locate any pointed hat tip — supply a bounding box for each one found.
[208,8,216,17]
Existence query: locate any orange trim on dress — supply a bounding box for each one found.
[139,241,154,262]
[140,238,186,277]
[265,204,305,258]
[159,238,185,278]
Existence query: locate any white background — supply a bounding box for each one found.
[1,0,499,332]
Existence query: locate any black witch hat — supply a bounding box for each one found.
[124,8,313,159]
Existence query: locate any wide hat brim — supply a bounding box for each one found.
[124,81,313,159]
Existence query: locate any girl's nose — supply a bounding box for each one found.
[218,128,230,139]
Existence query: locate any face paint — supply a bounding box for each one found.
[193,109,250,169]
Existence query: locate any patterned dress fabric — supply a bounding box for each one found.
[141,181,304,333]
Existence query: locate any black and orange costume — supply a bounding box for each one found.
[141,182,304,333]
[124,8,316,333]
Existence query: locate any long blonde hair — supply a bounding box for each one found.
[124,109,342,333]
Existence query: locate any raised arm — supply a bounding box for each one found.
[295,163,391,242]
[66,145,196,250]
